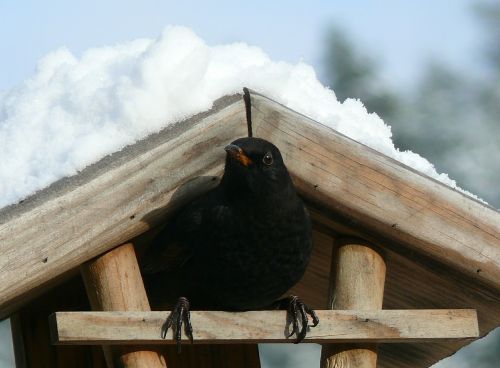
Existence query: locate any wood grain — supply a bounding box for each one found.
[49,309,478,345]
[328,240,386,311]
[9,276,107,368]
[287,229,333,309]
[1,90,499,318]
[321,239,386,368]
[249,91,500,293]
[1,90,499,367]
[306,205,500,368]
[0,94,246,318]
[81,243,166,368]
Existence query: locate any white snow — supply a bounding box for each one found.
[0,26,480,209]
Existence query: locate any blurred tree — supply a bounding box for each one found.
[391,60,500,204]
[322,11,500,206]
[322,4,500,366]
[394,61,470,158]
[322,27,401,122]
[394,0,500,207]
[474,1,500,74]
[473,0,500,157]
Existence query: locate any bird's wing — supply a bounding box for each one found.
[141,189,232,274]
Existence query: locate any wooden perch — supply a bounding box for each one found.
[0,94,246,318]
[81,244,166,368]
[321,240,387,368]
[1,90,499,319]
[50,309,478,345]
[249,91,500,292]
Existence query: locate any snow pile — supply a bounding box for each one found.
[0,26,478,209]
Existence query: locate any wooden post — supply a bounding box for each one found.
[81,243,166,368]
[9,275,107,368]
[321,238,386,368]
[50,309,479,344]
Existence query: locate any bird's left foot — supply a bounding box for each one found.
[275,295,319,343]
[161,297,194,353]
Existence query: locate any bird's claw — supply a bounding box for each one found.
[282,295,319,343]
[161,297,194,353]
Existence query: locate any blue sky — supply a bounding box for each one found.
[0,0,481,91]
[0,1,491,367]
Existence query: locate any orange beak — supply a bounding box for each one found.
[224,144,253,167]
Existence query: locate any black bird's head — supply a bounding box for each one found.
[221,137,293,198]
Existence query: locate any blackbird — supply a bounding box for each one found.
[141,137,318,349]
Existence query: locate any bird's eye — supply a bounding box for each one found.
[262,152,273,166]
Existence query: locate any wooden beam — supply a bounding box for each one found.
[0,94,246,318]
[81,243,166,368]
[49,309,479,345]
[249,91,500,292]
[2,89,500,320]
[9,275,107,368]
[321,239,386,367]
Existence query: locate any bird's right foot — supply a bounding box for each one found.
[161,296,194,353]
[274,295,319,343]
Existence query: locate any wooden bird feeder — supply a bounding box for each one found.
[1,90,499,368]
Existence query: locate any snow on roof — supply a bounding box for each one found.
[0,26,479,209]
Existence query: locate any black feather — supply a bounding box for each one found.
[142,137,312,311]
